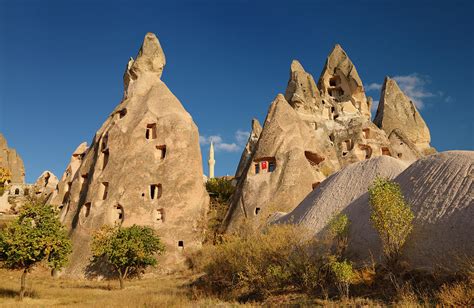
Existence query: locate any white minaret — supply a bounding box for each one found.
[208,141,215,179]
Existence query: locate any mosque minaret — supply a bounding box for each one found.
[208,141,215,179]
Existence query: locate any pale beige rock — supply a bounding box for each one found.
[0,133,25,183]
[33,171,59,200]
[397,151,473,270]
[279,151,473,271]
[234,119,262,180]
[374,77,434,154]
[51,33,208,276]
[317,44,371,119]
[224,94,338,230]
[225,45,424,231]
[276,156,409,263]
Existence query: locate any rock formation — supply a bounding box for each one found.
[276,156,409,262]
[374,77,435,155]
[234,118,262,180]
[49,33,209,276]
[0,133,25,183]
[397,151,473,270]
[225,45,430,231]
[33,171,59,200]
[278,151,473,271]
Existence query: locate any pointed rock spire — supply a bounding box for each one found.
[284,60,322,114]
[317,44,371,119]
[374,77,433,154]
[234,118,262,180]
[0,133,25,183]
[123,33,166,96]
[224,94,337,231]
[50,33,208,276]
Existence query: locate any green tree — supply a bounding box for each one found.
[329,257,355,298]
[205,177,235,203]
[0,202,72,300]
[368,177,414,268]
[328,213,350,257]
[90,225,165,289]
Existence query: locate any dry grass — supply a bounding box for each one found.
[0,267,249,307]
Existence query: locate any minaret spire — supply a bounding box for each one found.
[208,141,215,179]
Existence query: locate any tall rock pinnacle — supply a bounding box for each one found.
[374,77,434,154]
[49,33,208,276]
[318,44,371,119]
[0,133,25,184]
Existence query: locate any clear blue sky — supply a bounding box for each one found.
[1,0,473,183]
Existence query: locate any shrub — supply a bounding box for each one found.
[0,201,72,300]
[194,224,330,301]
[329,258,355,298]
[368,177,414,269]
[328,213,350,257]
[205,177,235,203]
[204,177,235,244]
[90,225,165,289]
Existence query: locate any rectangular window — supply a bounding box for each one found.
[150,184,162,200]
[268,161,276,172]
[156,145,166,159]
[255,163,260,174]
[146,124,157,139]
[101,182,109,200]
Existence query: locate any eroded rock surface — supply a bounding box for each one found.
[225,45,432,231]
[50,33,208,276]
[374,77,434,154]
[0,133,25,183]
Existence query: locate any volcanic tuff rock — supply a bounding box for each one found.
[49,33,209,276]
[234,118,262,180]
[276,156,410,262]
[225,44,429,231]
[0,133,25,183]
[224,94,338,230]
[374,77,434,155]
[33,171,59,200]
[278,151,473,271]
[397,151,473,270]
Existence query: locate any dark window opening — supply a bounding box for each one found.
[255,163,260,174]
[329,134,335,142]
[115,205,124,223]
[342,151,348,156]
[84,202,91,218]
[312,182,321,190]
[305,151,325,166]
[359,145,373,159]
[268,161,276,172]
[101,182,109,200]
[397,153,403,158]
[14,188,20,195]
[331,107,335,113]
[333,115,339,120]
[119,108,127,119]
[102,149,109,170]
[178,241,184,248]
[382,147,391,156]
[329,75,341,87]
[255,207,261,215]
[156,208,165,222]
[101,134,108,151]
[146,124,157,140]
[156,145,167,159]
[362,128,371,139]
[150,184,162,200]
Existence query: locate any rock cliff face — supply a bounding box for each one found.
[0,133,25,183]
[234,119,262,180]
[50,33,208,276]
[225,45,432,231]
[278,151,473,271]
[33,171,59,200]
[374,77,434,155]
